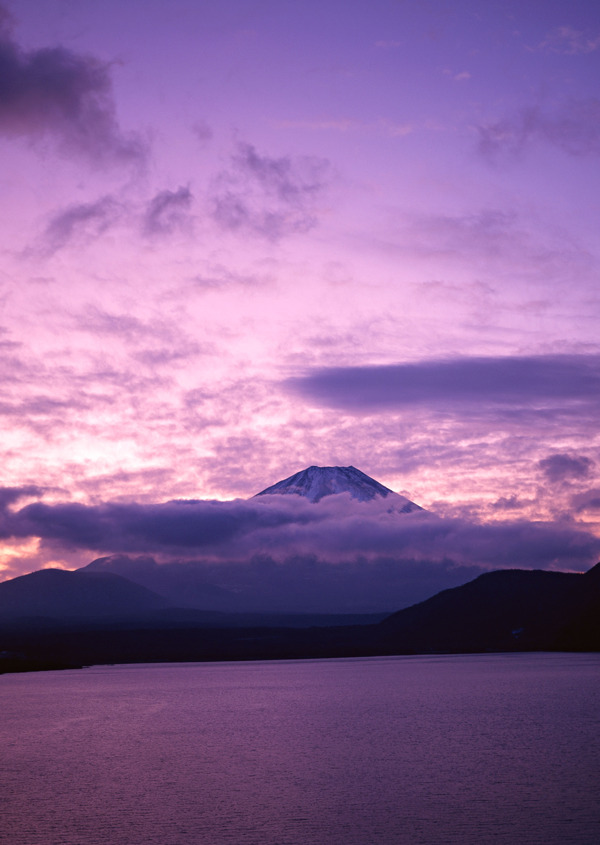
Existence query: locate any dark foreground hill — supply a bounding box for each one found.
[380,564,600,652]
[1,564,599,673]
[0,568,170,620]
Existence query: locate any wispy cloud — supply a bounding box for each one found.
[477,99,600,158]
[210,141,331,240]
[277,118,358,132]
[76,467,177,504]
[191,120,213,145]
[37,196,121,254]
[0,6,146,165]
[33,185,194,254]
[143,186,193,237]
[401,208,518,258]
[77,307,210,366]
[383,207,594,290]
[538,26,600,55]
[190,262,271,290]
[491,495,527,512]
[443,68,471,82]
[276,117,414,137]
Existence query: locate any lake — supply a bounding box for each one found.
[1,654,599,844]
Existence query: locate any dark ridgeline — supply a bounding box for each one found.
[380,564,600,653]
[0,563,599,673]
[0,568,170,620]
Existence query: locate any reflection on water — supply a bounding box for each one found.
[1,653,599,845]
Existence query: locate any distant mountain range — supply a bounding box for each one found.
[0,465,598,672]
[1,563,598,674]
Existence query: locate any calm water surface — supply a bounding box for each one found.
[1,653,599,845]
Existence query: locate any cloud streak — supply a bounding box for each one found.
[284,354,600,413]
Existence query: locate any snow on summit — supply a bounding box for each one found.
[255,465,422,512]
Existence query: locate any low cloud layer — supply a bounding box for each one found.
[2,487,597,584]
[0,484,44,510]
[2,485,598,611]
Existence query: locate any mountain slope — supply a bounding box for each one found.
[81,555,237,610]
[255,465,421,511]
[0,568,170,621]
[553,562,600,650]
[379,566,600,652]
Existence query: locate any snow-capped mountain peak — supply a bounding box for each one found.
[254,465,421,511]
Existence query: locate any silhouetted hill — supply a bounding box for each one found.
[1,565,599,673]
[80,555,241,611]
[553,562,600,650]
[0,568,170,621]
[380,565,600,652]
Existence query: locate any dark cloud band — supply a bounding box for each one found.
[0,488,597,574]
[284,354,600,411]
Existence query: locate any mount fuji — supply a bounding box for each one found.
[73,465,430,614]
[256,465,422,512]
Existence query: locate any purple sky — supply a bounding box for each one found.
[1,0,600,580]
